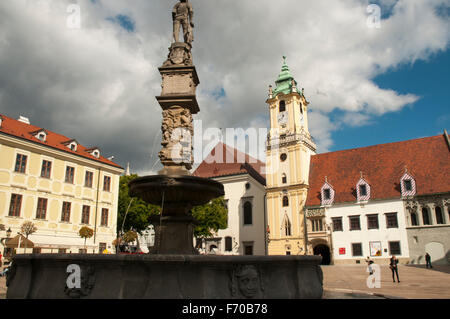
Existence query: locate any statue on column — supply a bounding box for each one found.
[172,0,194,45]
[163,1,194,66]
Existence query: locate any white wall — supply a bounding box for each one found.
[326,199,410,262]
[209,174,266,256]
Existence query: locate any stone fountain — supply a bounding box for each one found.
[6,1,323,299]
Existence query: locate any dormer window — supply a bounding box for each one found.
[86,147,101,159]
[404,180,412,192]
[62,139,79,152]
[31,129,48,142]
[321,179,335,206]
[356,176,371,202]
[400,170,416,197]
[0,115,3,128]
[69,142,77,151]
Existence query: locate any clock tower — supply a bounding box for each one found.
[265,57,316,255]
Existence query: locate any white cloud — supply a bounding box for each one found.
[0,0,449,174]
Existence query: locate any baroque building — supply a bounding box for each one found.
[0,114,123,256]
[265,57,316,255]
[193,143,266,256]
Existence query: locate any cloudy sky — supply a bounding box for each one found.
[0,0,449,175]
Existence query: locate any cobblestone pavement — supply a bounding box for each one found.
[1,264,449,299]
[322,264,450,299]
[0,277,6,299]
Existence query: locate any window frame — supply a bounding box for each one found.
[103,175,111,192]
[81,205,90,225]
[367,214,379,230]
[349,215,361,231]
[388,241,401,256]
[85,171,94,188]
[36,197,48,220]
[65,166,75,184]
[9,194,23,217]
[61,202,71,223]
[101,208,109,227]
[243,201,253,225]
[14,154,28,173]
[41,160,52,179]
[386,212,399,229]
[332,217,343,232]
[352,243,363,257]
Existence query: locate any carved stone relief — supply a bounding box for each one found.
[230,265,263,299]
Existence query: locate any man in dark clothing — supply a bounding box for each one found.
[390,255,400,283]
[425,253,432,269]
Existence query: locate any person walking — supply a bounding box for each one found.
[366,256,374,275]
[425,253,433,269]
[390,255,400,283]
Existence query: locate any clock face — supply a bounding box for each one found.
[278,111,288,125]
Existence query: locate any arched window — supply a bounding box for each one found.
[284,218,291,236]
[282,196,289,207]
[282,173,287,184]
[243,201,252,225]
[279,101,286,112]
[411,212,418,226]
[422,207,431,225]
[435,206,444,224]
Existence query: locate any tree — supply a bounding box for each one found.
[123,230,138,244]
[191,197,228,238]
[118,174,160,236]
[21,221,37,253]
[79,226,94,251]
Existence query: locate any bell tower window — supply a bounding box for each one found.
[279,101,286,112]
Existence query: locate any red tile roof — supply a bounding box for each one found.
[0,114,122,169]
[306,134,450,207]
[193,142,266,185]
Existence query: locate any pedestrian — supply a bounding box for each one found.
[389,255,400,283]
[0,251,3,268]
[366,256,374,275]
[425,253,432,269]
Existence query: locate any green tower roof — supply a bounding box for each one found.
[273,56,300,98]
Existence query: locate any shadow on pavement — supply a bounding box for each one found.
[406,264,450,275]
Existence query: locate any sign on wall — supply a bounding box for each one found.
[339,248,346,255]
[370,241,382,257]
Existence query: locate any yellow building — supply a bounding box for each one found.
[0,114,123,256]
[265,57,316,255]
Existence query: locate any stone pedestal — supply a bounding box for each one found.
[156,61,200,172]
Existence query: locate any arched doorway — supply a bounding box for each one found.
[313,244,331,265]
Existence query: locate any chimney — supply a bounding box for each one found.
[18,116,30,125]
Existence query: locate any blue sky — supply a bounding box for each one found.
[329,48,450,152]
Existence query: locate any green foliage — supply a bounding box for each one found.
[191,197,228,238]
[118,174,160,234]
[79,226,94,239]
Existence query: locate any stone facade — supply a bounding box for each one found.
[404,194,450,265]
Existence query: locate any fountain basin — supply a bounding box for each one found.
[6,254,323,299]
[129,175,225,207]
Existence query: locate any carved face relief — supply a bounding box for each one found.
[231,265,262,299]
